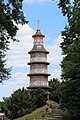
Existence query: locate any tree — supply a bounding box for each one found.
[1,88,31,119]
[29,88,47,109]
[49,78,61,103]
[0,52,11,82]
[0,0,28,82]
[1,88,47,119]
[57,0,80,119]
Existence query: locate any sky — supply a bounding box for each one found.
[0,0,68,101]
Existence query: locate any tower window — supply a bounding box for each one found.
[37,38,40,44]
[38,76,41,80]
[43,54,46,57]
[31,76,34,81]
[44,65,47,69]
[34,39,36,43]
[31,54,35,58]
[31,65,35,69]
[38,64,41,68]
[37,53,41,57]
[44,76,47,80]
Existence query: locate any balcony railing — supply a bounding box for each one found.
[30,81,48,86]
[30,68,47,73]
[30,57,47,62]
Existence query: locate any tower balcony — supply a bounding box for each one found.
[30,57,47,62]
[30,81,49,87]
[30,68,47,74]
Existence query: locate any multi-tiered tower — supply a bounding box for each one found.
[27,20,50,89]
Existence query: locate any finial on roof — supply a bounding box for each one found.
[32,18,45,38]
[37,18,40,30]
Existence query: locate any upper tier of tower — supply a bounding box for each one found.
[28,19,49,54]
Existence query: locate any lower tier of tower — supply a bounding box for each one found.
[27,75,50,89]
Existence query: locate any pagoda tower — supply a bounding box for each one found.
[27,20,50,89]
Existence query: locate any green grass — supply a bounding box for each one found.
[14,106,45,120]
[14,100,63,120]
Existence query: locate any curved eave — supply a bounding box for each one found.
[32,29,45,38]
[32,34,45,38]
[27,86,51,89]
[27,73,50,76]
[28,62,50,65]
[28,50,49,54]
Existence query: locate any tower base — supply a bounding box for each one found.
[27,86,51,89]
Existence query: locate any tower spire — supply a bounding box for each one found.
[37,18,40,30]
[32,18,45,38]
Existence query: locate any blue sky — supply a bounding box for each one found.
[0,0,68,101]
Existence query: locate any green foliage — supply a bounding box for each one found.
[60,80,80,120]
[1,88,32,119]
[61,40,80,80]
[58,0,80,119]
[0,0,27,39]
[0,82,64,119]
[0,52,11,82]
[59,0,80,54]
[29,88,47,109]
[0,0,28,82]
[49,78,61,103]
[58,0,70,16]
[1,88,47,119]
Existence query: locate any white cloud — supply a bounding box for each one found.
[46,35,63,81]
[0,72,29,101]
[0,81,17,101]
[49,69,61,81]
[6,24,34,68]
[47,35,63,65]
[12,72,29,85]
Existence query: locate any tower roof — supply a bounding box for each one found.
[32,29,45,38]
[32,19,45,38]
[28,45,49,54]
